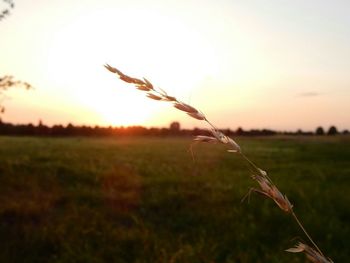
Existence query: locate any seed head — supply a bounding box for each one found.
[193,135,218,143]
[163,95,177,101]
[104,64,119,74]
[143,77,154,90]
[251,174,293,213]
[119,75,135,83]
[146,93,163,100]
[286,242,333,263]
[211,129,241,153]
[136,85,151,91]
[174,102,199,113]
[187,112,206,120]
[130,77,145,86]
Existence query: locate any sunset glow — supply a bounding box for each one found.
[1,0,349,130]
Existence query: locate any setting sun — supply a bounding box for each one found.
[39,6,221,127]
[77,86,161,127]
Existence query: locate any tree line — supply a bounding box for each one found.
[0,120,348,137]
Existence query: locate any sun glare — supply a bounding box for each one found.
[43,6,220,126]
[87,89,159,127]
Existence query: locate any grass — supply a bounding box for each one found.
[0,135,349,262]
[104,64,339,262]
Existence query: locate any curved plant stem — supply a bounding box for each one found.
[104,64,331,262]
[292,211,324,256]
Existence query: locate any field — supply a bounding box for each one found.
[0,135,349,262]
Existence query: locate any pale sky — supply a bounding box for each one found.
[1,0,349,131]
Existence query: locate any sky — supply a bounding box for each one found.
[0,0,349,131]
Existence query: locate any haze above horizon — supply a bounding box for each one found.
[1,0,349,130]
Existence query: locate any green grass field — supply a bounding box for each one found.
[0,135,349,262]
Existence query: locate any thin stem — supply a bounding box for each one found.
[240,152,260,172]
[292,211,324,257]
[204,119,218,131]
[239,152,273,182]
[107,65,329,261]
[240,144,323,256]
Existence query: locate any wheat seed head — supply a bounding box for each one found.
[286,242,333,263]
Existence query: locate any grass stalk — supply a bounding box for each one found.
[104,64,333,263]
[292,211,324,256]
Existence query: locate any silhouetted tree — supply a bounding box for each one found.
[0,0,15,21]
[0,75,32,113]
[236,127,244,136]
[223,128,233,136]
[169,121,180,135]
[315,126,325,135]
[327,126,338,135]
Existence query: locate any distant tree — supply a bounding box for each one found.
[343,129,349,135]
[169,121,180,134]
[0,0,15,21]
[327,126,338,135]
[223,128,233,136]
[296,129,303,135]
[236,127,244,136]
[315,126,325,135]
[0,75,32,113]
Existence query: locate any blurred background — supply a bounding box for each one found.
[1,1,349,263]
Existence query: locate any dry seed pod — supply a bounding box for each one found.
[258,168,268,177]
[146,93,163,100]
[104,64,118,73]
[174,102,198,113]
[157,87,168,97]
[104,64,125,76]
[136,85,151,91]
[210,129,241,152]
[163,95,177,101]
[250,174,293,213]
[211,129,229,143]
[187,112,206,120]
[286,242,333,263]
[226,137,241,153]
[193,135,218,143]
[119,75,135,83]
[108,67,144,85]
[130,77,145,85]
[143,77,154,90]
